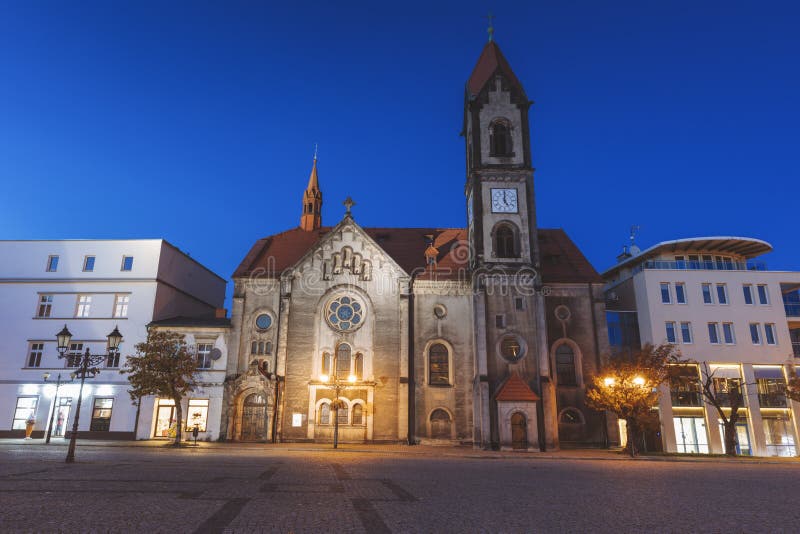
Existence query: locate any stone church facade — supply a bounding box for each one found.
[220,39,612,450]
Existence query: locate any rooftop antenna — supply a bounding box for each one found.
[313,143,318,161]
[629,225,641,256]
[486,12,495,42]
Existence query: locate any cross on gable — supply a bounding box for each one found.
[343,196,356,215]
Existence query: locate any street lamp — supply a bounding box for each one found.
[320,352,357,449]
[55,324,123,463]
[43,371,75,443]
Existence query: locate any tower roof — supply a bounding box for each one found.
[466,40,526,99]
[306,157,320,193]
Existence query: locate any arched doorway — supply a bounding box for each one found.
[511,412,527,450]
[430,409,452,440]
[240,393,267,442]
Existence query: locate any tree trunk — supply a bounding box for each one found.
[723,421,739,457]
[625,417,639,457]
[173,397,183,446]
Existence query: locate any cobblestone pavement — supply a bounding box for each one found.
[1,441,800,533]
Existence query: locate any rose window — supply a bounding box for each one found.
[326,296,364,332]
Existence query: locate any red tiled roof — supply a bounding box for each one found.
[466,41,526,98]
[494,373,540,402]
[233,226,601,284]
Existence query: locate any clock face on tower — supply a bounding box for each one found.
[491,188,518,213]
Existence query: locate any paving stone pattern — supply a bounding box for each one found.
[1,443,800,533]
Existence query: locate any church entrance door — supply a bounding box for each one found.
[240,393,267,442]
[511,412,527,450]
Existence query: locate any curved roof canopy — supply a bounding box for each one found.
[602,236,772,277]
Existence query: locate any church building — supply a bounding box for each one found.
[221,38,612,450]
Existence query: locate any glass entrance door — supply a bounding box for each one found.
[154,399,176,438]
[719,421,752,455]
[674,416,709,453]
[53,398,72,437]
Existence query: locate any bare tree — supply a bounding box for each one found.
[698,362,745,456]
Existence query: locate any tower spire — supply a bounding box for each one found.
[486,12,494,42]
[300,148,323,231]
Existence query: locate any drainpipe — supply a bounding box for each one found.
[588,281,608,448]
[407,272,419,445]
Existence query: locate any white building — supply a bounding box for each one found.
[603,237,800,456]
[0,240,226,441]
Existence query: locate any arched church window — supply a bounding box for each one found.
[319,403,331,425]
[336,344,351,379]
[322,352,332,376]
[251,341,257,355]
[352,403,364,425]
[555,344,577,386]
[258,342,265,355]
[265,341,272,354]
[428,343,450,386]
[560,408,584,425]
[494,224,518,258]
[490,120,513,157]
[337,402,349,425]
[354,353,363,380]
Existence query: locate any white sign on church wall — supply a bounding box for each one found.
[292,413,303,427]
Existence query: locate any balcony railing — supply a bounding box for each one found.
[671,391,704,407]
[716,392,744,408]
[636,260,767,273]
[785,304,800,318]
[758,393,788,408]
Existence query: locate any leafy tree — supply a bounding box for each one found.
[121,331,198,446]
[697,362,745,456]
[586,343,682,457]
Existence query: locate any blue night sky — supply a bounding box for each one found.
[1,1,798,304]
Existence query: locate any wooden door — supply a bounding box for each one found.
[240,394,267,442]
[511,412,527,450]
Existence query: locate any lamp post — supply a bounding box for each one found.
[43,371,75,444]
[319,351,356,449]
[55,324,123,463]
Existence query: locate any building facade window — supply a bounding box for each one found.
[106,351,120,368]
[75,295,91,318]
[708,323,720,344]
[665,322,677,344]
[750,323,762,345]
[560,408,583,424]
[12,397,38,430]
[196,343,213,369]
[674,416,709,454]
[319,402,331,425]
[430,409,452,439]
[46,255,59,272]
[680,322,692,344]
[337,404,348,425]
[489,119,513,157]
[764,323,777,345]
[755,368,787,408]
[354,353,363,380]
[702,283,713,304]
[121,256,134,271]
[89,398,113,431]
[722,323,736,345]
[494,224,518,258]
[322,352,332,376]
[186,399,209,431]
[83,256,95,272]
[495,314,506,328]
[660,283,672,304]
[757,284,770,305]
[670,366,703,407]
[66,343,83,367]
[675,283,687,304]
[352,403,364,425]
[37,295,53,318]
[428,343,450,386]
[763,417,796,457]
[336,344,351,379]
[114,295,129,318]
[743,284,754,305]
[27,342,44,367]
[716,284,728,305]
[555,344,577,386]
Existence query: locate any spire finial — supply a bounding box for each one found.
[343,196,355,216]
[486,12,495,42]
[313,143,318,161]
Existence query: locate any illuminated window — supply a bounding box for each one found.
[75,295,91,318]
[322,352,332,376]
[12,397,38,430]
[354,353,363,380]
[337,404,348,425]
[352,404,364,425]
[336,344,351,379]
[185,399,209,432]
[114,295,129,318]
[89,398,113,431]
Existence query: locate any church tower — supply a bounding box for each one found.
[465,34,559,451]
[300,155,323,231]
